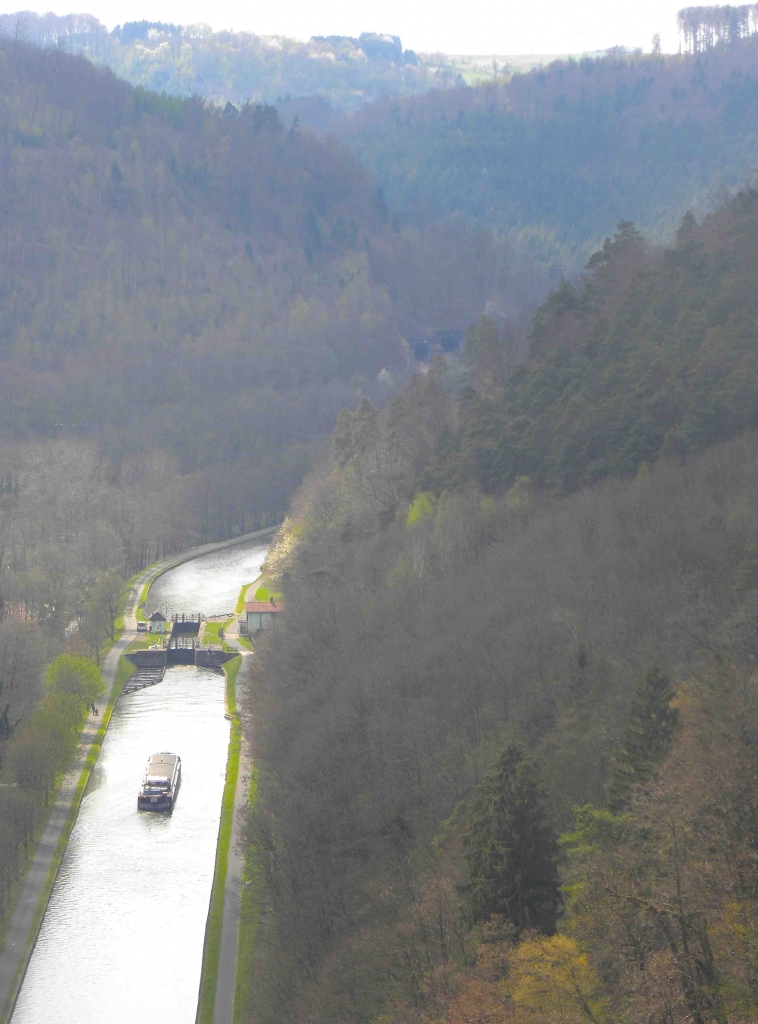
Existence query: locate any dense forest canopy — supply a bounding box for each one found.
[0,35,546,750]
[10,9,758,281]
[441,194,758,494]
[4,11,758,1023]
[242,180,758,1022]
[340,36,758,271]
[0,12,452,111]
[0,37,539,535]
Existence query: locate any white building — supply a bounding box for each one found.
[149,610,167,634]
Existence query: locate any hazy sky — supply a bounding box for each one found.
[1,0,686,54]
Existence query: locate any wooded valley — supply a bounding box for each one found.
[2,10,758,1023]
[342,37,758,270]
[0,36,537,536]
[0,36,537,938]
[241,179,758,1022]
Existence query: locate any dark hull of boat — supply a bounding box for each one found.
[137,771,181,812]
[137,794,174,811]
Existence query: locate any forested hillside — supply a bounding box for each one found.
[0,38,534,534]
[241,183,758,1022]
[5,12,758,1021]
[0,36,539,797]
[0,13,449,110]
[440,193,758,494]
[14,11,758,282]
[341,37,758,270]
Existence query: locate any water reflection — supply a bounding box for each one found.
[146,541,268,619]
[12,668,228,1024]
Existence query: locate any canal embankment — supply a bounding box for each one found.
[0,577,147,1024]
[196,654,243,1024]
[0,540,176,1017]
[0,526,276,1024]
[12,665,230,1024]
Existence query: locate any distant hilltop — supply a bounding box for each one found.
[6,5,756,113]
[0,13,445,109]
[0,11,605,110]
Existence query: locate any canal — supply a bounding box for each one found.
[11,539,268,1024]
[146,541,269,619]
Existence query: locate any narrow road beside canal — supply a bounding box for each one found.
[0,529,275,1024]
[213,615,256,1024]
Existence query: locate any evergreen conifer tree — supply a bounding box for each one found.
[608,662,678,812]
[464,742,561,935]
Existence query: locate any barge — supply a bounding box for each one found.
[137,752,181,811]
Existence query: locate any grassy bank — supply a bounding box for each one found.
[233,573,282,614]
[204,619,224,643]
[251,583,283,603]
[135,578,151,622]
[224,655,241,715]
[114,576,136,634]
[2,528,276,1021]
[2,531,275,1020]
[234,582,252,615]
[202,620,235,652]
[126,633,163,651]
[196,656,242,1024]
[232,764,260,1024]
[0,656,135,1024]
[115,563,155,632]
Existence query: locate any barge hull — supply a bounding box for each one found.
[137,752,181,812]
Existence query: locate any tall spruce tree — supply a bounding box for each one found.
[608,663,678,811]
[464,742,561,935]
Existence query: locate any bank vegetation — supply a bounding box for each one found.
[240,183,758,1022]
[0,654,102,921]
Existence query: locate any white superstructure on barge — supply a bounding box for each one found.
[137,752,181,811]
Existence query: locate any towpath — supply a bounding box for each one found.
[0,569,146,1023]
[0,529,275,1024]
[212,612,255,1024]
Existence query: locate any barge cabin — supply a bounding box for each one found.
[138,752,181,811]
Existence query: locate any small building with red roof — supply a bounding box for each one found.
[244,599,285,634]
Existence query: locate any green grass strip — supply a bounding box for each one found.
[232,764,260,1024]
[234,574,283,613]
[203,620,236,654]
[235,587,247,614]
[203,620,225,643]
[196,659,242,1024]
[124,562,160,626]
[234,582,251,615]
[135,579,152,622]
[115,564,153,631]
[0,657,134,1024]
[224,657,240,716]
[126,634,163,652]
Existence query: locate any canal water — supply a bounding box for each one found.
[146,540,269,619]
[11,539,268,1024]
